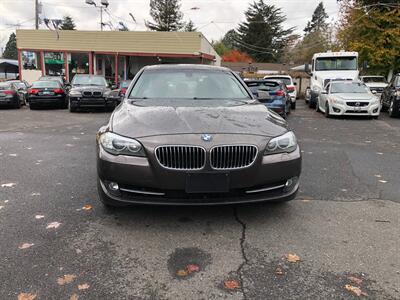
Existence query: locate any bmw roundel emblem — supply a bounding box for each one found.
[201,134,212,142]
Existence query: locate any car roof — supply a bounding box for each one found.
[264,75,291,78]
[143,64,232,72]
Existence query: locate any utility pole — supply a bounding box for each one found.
[100,6,103,31]
[35,0,39,29]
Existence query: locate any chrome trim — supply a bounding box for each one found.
[246,184,285,194]
[210,144,258,170]
[155,145,206,170]
[119,187,165,196]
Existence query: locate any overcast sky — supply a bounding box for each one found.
[0,0,340,51]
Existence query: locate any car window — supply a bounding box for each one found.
[264,77,291,85]
[246,81,279,92]
[331,82,369,93]
[120,81,131,88]
[0,83,12,90]
[362,76,386,83]
[32,81,61,88]
[129,70,251,100]
[72,76,107,86]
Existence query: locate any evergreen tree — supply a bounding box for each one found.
[237,0,294,62]
[184,20,197,32]
[2,33,17,59]
[60,16,76,30]
[304,2,329,33]
[222,29,239,50]
[146,0,184,31]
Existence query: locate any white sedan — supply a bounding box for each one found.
[316,81,380,118]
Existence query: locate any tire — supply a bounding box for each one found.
[380,96,388,112]
[29,104,36,110]
[309,94,317,109]
[69,102,77,112]
[315,97,321,112]
[388,100,399,118]
[291,101,296,110]
[325,102,331,118]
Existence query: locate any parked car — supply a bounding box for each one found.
[106,80,132,105]
[68,75,115,112]
[96,65,301,207]
[381,73,400,118]
[27,80,68,109]
[245,79,291,118]
[316,81,380,118]
[7,80,29,105]
[359,75,388,97]
[0,82,22,108]
[263,75,297,109]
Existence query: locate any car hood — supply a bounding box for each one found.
[334,93,375,101]
[110,100,288,138]
[364,82,388,88]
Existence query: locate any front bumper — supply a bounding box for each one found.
[97,137,302,205]
[329,102,380,116]
[70,96,116,108]
[0,97,18,106]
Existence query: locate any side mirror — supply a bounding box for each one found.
[305,63,311,75]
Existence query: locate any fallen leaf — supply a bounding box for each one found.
[348,276,363,285]
[69,294,79,300]
[76,249,82,254]
[186,264,200,273]
[341,189,348,192]
[376,152,383,155]
[378,180,387,183]
[365,141,372,143]
[275,267,284,275]
[31,193,41,196]
[82,204,92,211]
[78,283,90,290]
[4,200,9,203]
[19,243,34,250]
[224,279,240,290]
[57,274,77,285]
[46,222,61,229]
[9,153,18,157]
[345,284,368,297]
[65,144,74,147]
[286,253,300,263]
[17,293,37,300]
[176,269,188,277]
[35,215,45,219]
[0,206,3,210]
[374,175,382,178]
[1,182,16,188]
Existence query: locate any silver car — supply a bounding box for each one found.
[316,81,380,118]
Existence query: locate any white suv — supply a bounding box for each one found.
[263,75,297,109]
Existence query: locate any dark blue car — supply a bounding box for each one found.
[245,79,291,118]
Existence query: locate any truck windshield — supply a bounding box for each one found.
[315,57,357,71]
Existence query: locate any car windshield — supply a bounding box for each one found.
[331,82,369,93]
[120,81,131,88]
[0,83,11,90]
[316,57,357,71]
[40,77,62,83]
[32,81,60,88]
[264,77,291,85]
[362,76,386,83]
[13,82,26,89]
[72,76,107,86]
[129,69,251,100]
[246,81,280,93]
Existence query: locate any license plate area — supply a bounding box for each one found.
[40,91,54,95]
[186,173,229,193]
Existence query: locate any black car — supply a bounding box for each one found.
[27,80,68,109]
[68,75,116,112]
[245,79,291,118]
[7,80,29,105]
[0,82,22,108]
[381,73,400,117]
[106,80,132,105]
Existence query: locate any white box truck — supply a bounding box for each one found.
[305,51,359,108]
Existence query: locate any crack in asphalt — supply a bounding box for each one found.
[233,207,249,300]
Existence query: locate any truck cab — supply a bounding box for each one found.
[306,51,359,108]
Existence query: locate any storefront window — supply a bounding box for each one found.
[44,52,66,76]
[22,51,41,70]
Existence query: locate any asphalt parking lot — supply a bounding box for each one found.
[0,102,399,300]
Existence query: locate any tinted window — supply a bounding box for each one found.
[0,83,12,90]
[362,76,386,83]
[331,82,369,93]
[264,77,291,85]
[246,81,280,93]
[72,76,107,86]
[129,70,251,100]
[32,81,61,88]
[316,57,357,71]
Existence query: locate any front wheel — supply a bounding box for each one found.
[325,102,331,118]
[388,100,399,118]
[315,97,321,112]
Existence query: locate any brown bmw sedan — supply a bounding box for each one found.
[96,65,301,206]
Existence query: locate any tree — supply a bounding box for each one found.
[146,0,184,31]
[304,2,329,33]
[222,29,239,50]
[212,40,230,56]
[60,15,76,30]
[222,50,253,63]
[184,20,197,32]
[336,0,400,75]
[2,33,17,59]
[237,0,294,62]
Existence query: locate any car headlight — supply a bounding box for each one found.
[265,131,297,155]
[99,132,145,156]
[69,90,82,97]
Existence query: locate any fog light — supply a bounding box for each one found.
[373,108,379,113]
[109,182,119,191]
[284,177,298,192]
[332,107,341,113]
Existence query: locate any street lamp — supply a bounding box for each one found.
[85,0,109,31]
